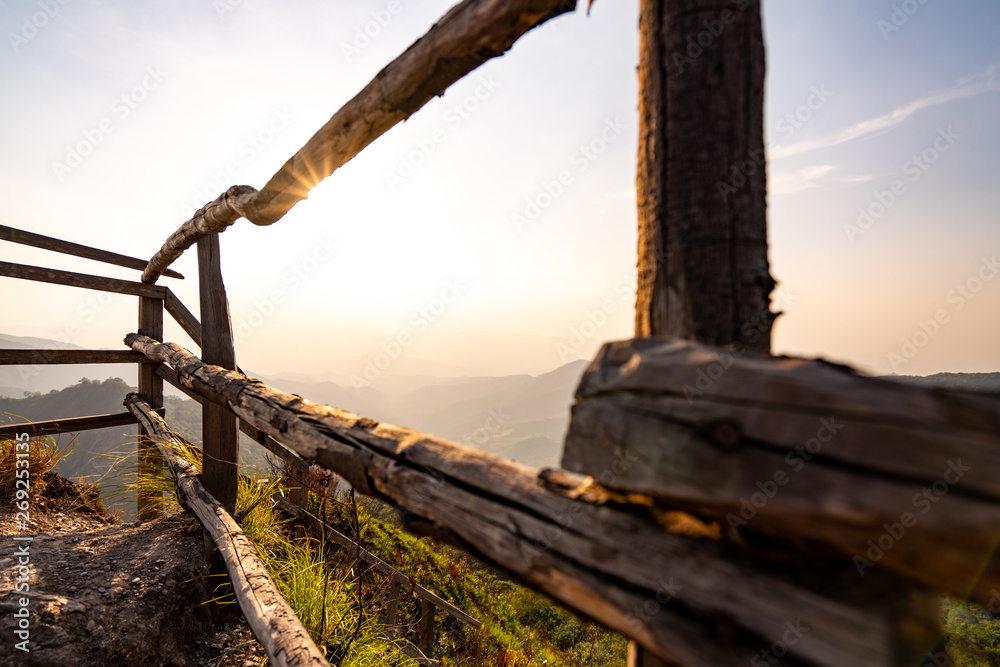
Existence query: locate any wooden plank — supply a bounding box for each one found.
[137,296,165,520]
[0,260,166,299]
[0,224,183,279]
[140,0,579,283]
[0,349,145,365]
[164,288,202,346]
[0,412,138,438]
[386,580,400,631]
[419,598,436,659]
[126,333,938,666]
[277,499,481,629]
[123,393,329,667]
[198,234,238,515]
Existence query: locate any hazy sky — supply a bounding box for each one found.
[0,0,997,381]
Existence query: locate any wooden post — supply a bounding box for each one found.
[629,642,676,667]
[419,598,435,659]
[198,234,238,515]
[137,296,163,520]
[386,579,400,636]
[634,0,773,352]
[630,1,771,661]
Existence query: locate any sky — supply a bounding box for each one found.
[0,0,997,383]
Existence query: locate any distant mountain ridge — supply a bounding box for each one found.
[884,372,1000,393]
[0,333,137,397]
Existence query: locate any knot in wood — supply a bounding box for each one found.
[705,419,742,451]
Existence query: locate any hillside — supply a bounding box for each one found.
[886,372,1000,393]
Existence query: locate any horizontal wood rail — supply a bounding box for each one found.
[141,0,579,284]
[0,261,166,299]
[0,412,139,438]
[0,349,146,365]
[124,392,329,667]
[564,338,1000,601]
[0,224,183,279]
[124,333,936,666]
[276,498,481,630]
[156,363,309,475]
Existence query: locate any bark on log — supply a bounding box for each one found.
[563,338,1000,602]
[141,0,579,284]
[123,392,329,667]
[124,333,939,666]
[0,224,183,279]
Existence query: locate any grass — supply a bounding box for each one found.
[0,429,72,499]
[136,432,419,665]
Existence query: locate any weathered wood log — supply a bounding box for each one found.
[0,412,138,438]
[0,224,183,279]
[0,349,145,365]
[124,333,940,666]
[0,261,166,298]
[123,392,329,667]
[276,499,481,629]
[140,0,579,284]
[137,296,165,520]
[198,235,239,515]
[156,363,310,481]
[563,337,1000,603]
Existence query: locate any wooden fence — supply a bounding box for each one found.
[3,0,1000,665]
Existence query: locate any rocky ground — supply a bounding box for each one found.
[0,473,269,666]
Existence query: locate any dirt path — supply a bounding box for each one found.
[0,475,268,666]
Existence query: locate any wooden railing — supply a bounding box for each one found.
[4,0,1000,665]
